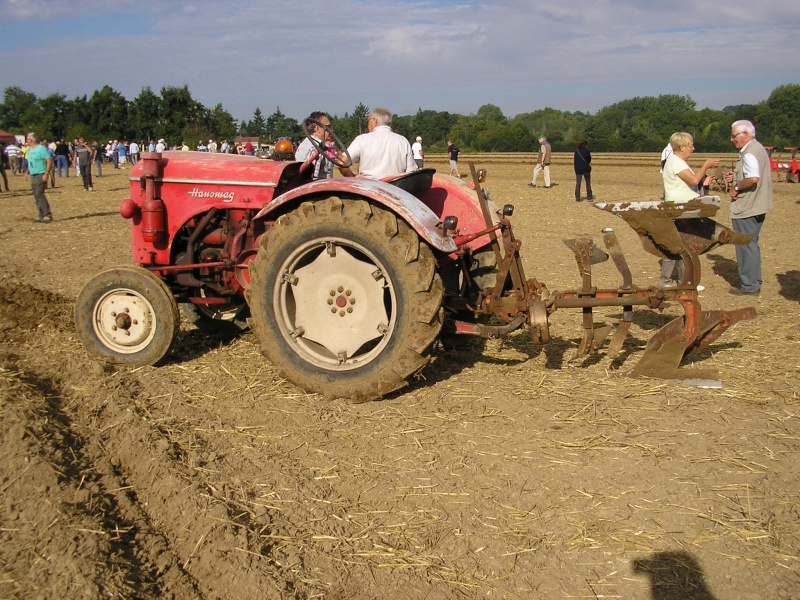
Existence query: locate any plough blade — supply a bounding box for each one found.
[606,312,632,360]
[628,307,757,380]
[601,228,633,289]
[574,324,613,360]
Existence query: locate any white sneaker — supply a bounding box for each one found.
[696,285,705,292]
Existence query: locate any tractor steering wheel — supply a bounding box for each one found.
[301,118,353,169]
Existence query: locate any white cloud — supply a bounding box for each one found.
[0,0,797,121]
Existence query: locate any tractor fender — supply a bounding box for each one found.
[254,178,458,254]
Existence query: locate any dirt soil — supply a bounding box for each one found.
[0,154,798,599]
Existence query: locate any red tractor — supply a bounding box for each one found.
[75,121,756,401]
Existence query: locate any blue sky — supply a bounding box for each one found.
[1,0,798,124]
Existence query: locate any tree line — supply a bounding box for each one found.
[1,82,798,153]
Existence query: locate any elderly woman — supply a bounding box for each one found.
[659,131,719,287]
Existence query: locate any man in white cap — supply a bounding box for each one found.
[412,135,424,169]
[155,139,166,152]
[529,134,552,188]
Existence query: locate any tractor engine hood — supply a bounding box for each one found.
[127,151,312,205]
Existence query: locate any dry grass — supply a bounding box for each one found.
[0,159,798,598]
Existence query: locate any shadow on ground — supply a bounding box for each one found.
[776,269,800,303]
[633,550,718,600]
[705,253,740,288]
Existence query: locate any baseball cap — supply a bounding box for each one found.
[416,136,422,141]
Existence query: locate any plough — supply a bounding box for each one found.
[448,167,757,383]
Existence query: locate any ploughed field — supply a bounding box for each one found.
[0,153,798,599]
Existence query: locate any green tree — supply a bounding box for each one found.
[330,103,370,144]
[266,107,300,141]
[475,104,507,128]
[755,84,800,146]
[447,114,479,150]
[587,94,698,151]
[128,87,160,143]
[448,104,517,151]
[352,103,370,136]
[391,113,413,140]
[88,85,129,140]
[411,109,458,150]
[243,107,267,138]
[330,113,351,143]
[0,86,38,131]
[514,108,593,150]
[209,103,238,141]
[36,93,71,141]
[158,85,205,144]
[2,81,797,155]
[474,121,534,152]
[64,95,92,143]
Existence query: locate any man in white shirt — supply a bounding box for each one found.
[725,120,773,295]
[412,136,424,168]
[339,107,416,180]
[129,141,140,164]
[5,143,20,174]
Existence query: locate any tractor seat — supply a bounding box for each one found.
[385,168,436,198]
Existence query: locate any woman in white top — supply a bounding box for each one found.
[659,132,719,287]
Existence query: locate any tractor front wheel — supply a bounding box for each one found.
[247,198,444,401]
[75,266,180,367]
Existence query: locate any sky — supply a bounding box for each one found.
[1,0,798,124]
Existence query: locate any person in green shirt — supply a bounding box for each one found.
[24,132,53,222]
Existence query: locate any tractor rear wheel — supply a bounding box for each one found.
[75,266,180,367]
[247,198,444,401]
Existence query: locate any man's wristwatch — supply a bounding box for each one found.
[734,185,739,192]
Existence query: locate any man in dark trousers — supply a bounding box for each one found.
[573,139,594,202]
[24,133,53,222]
[74,137,94,191]
[725,120,773,295]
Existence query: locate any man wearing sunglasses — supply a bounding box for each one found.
[296,111,335,180]
[725,120,773,296]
